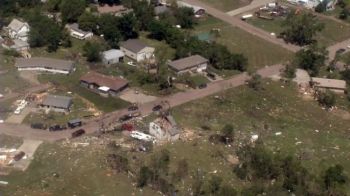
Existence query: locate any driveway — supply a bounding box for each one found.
[119,89,157,104]
[12,139,43,171]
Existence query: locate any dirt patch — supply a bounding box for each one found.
[119,89,157,104]
[19,71,40,85]
[332,109,350,120]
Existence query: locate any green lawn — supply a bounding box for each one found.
[199,0,252,12]
[0,134,23,148]
[194,17,293,71]
[246,15,350,47]
[171,80,350,180]
[0,97,16,120]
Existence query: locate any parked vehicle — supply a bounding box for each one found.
[118,114,133,122]
[336,48,346,54]
[49,124,67,132]
[13,151,25,161]
[128,104,138,111]
[31,123,47,130]
[131,111,141,117]
[67,119,82,129]
[198,83,207,89]
[152,105,162,111]
[72,129,85,138]
[206,72,216,80]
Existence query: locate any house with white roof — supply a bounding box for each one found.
[102,49,125,65]
[65,23,93,40]
[6,19,30,42]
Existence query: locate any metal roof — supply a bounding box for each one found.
[15,57,74,71]
[120,39,149,53]
[168,55,208,72]
[8,19,28,32]
[311,77,347,90]
[102,49,125,60]
[42,95,72,109]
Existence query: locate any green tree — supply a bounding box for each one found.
[46,0,62,12]
[207,175,222,194]
[280,12,324,46]
[0,0,18,17]
[339,8,349,20]
[98,14,122,47]
[293,44,327,76]
[283,63,297,79]
[316,89,336,109]
[60,0,86,23]
[324,164,347,189]
[174,7,195,29]
[83,41,102,62]
[78,11,98,32]
[137,166,152,187]
[132,0,154,30]
[247,73,263,91]
[117,12,138,40]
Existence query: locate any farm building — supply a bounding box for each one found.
[6,19,30,42]
[168,55,208,74]
[102,49,125,65]
[120,39,155,62]
[311,77,347,93]
[15,57,75,74]
[149,115,180,141]
[41,95,72,113]
[65,23,93,40]
[80,72,128,97]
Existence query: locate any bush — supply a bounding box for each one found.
[2,49,20,57]
[247,73,263,91]
[316,90,336,109]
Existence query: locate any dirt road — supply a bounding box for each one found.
[182,0,300,52]
[226,0,272,16]
[0,64,283,141]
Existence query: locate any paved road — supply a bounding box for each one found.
[226,0,272,16]
[0,64,283,142]
[183,0,300,53]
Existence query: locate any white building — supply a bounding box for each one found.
[102,49,125,65]
[15,57,75,74]
[120,39,155,62]
[149,115,180,141]
[65,23,93,40]
[6,19,30,42]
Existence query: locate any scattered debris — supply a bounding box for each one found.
[251,135,259,143]
[275,132,282,136]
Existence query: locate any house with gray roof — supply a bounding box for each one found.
[6,19,30,42]
[311,77,347,94]
[168,55,208,74]
[41,95,73,113]
[102,49,125,65]
[120,39,155,62]
[65,23,93,40]
[15,57,75,74]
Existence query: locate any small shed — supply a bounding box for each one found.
[311,77,347,93]
[102,49,125,65]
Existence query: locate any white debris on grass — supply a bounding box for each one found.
[295,141,302,145]
[275,132,282,136]
[0,181,8,185]
[315,129,319,133]
[251,135,259,143]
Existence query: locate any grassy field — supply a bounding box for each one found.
[194,17,293,71]
[199,0,252,12]
[171,80,350,179]
[0,134,23,148]
[246,15,350,47]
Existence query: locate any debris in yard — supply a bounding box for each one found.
[251,135,259,143]
[0,181,9,185]
[315,130,319,133]
[295,141,302,145]
[275,132,282,136]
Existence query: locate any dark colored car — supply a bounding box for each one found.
[67,119,82,129]
[198,83,207,89]
[31,123,47,130]
[152,105,163,111]
[49,124,67,132]
[206,72,216,80]
[72,129,85,138]
[13,151,25,161]
[118,114,133,122]
[128,105,139,111]
[336,48,346,54]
